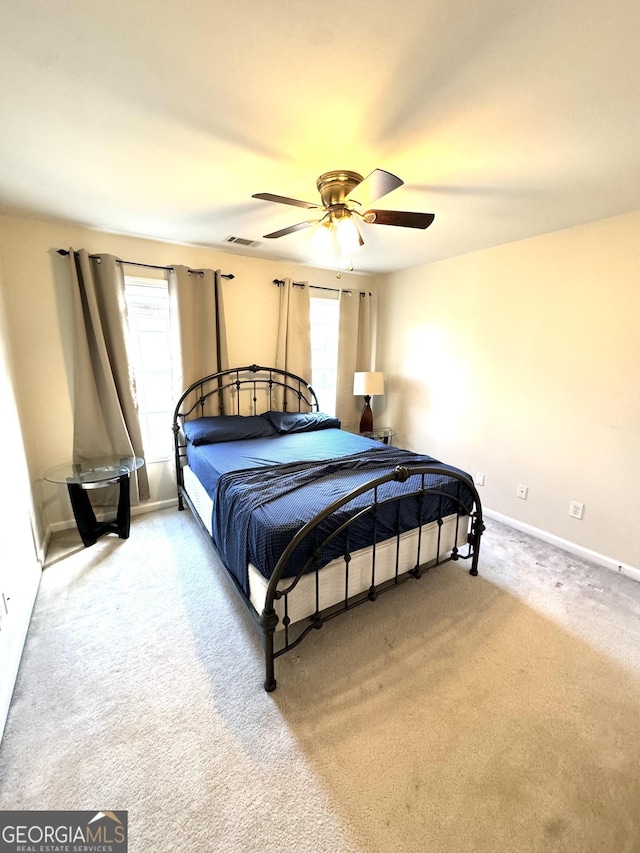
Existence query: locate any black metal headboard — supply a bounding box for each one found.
[172,364,319,490]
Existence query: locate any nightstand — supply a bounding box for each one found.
[361,427,395,445]
[45,456,145,547]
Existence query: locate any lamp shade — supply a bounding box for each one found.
[353,371,384,397]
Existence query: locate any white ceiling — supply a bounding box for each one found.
[1,0,639,274]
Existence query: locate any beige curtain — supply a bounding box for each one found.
[335,290,374,432]
[168,266,229,403]
[275,278,311,409]
[70,250,149,502]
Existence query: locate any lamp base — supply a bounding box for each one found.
[359,396,373,434]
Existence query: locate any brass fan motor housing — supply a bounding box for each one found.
[316,171,364,209]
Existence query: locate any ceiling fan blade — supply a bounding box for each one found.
[364,210,435,229]
[252,192,320,210]
[263,220,319,239]
[345,169,404,208]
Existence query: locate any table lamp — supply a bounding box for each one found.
[353,371,384,433]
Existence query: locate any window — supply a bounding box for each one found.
[124,275,173,461]
[309,294,340,415]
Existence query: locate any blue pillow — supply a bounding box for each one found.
[183,415,277,446]
[261,411,341,434]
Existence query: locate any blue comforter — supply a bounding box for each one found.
[197,435,473,593]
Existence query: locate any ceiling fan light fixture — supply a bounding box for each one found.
[311,219,333,253]
[334,212,361,255]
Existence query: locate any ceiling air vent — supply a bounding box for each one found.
[225,235,262,248]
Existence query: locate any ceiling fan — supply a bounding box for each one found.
[252,169,435,254]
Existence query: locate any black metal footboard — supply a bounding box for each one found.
[259,465,484,692]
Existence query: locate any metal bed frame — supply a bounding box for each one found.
[173,364,484,691]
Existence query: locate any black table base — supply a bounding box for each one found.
[67,474,131,547]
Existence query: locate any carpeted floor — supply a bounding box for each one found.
[1,508,639,852]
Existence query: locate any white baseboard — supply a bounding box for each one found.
[484,508,640,584]
[131,497,179,517]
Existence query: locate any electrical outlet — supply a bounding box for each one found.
[475,472,485,486]
[517,484,528,500]
[569,501,584,519]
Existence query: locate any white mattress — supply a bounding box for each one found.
[183,464,469,630]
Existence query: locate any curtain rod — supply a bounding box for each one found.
[56,249,235,279]
[272,279,370,296]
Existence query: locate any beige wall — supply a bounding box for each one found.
[0,213,375,548]
[376,211,640,569]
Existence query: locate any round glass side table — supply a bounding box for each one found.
[361,427,395,445]
[45,456,145,547]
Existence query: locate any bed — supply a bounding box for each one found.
[173,364,484,691]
